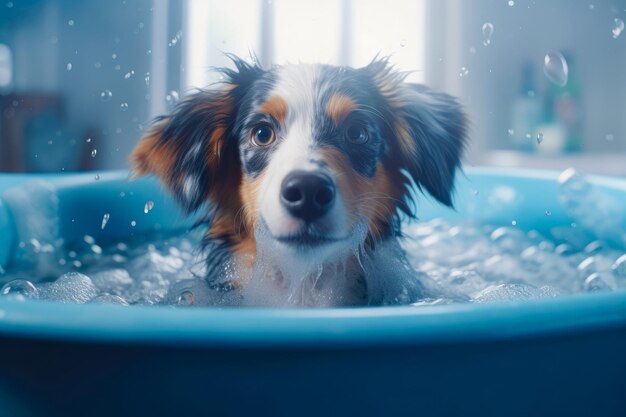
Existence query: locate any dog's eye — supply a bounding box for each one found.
[252,125,275,146]
[344,122,368,144]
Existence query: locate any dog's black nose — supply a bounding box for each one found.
[280,170,336,223]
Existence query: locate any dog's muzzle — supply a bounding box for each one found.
[280,170,336,223]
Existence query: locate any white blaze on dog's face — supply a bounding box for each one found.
[132,57,467,267]
[254,65,351,255]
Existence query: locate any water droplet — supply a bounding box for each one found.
[482,22,494,46]
[543,51,568,87]
[91,149,97,158]
[1,280,39,300]
[95,174,100,181]
[101,213,110,230]
[66,62,72,71]
[507,0,514,6]
[605,133,615,141]
[399,39,407,47]
[536,132,544,144]
[168,30,182,47]
[612,18,624,39]
[86,137,92,143]
[459,66,469,77]
[130,220,137,227]
[144,72,150,86]
[511,220,517,226]
[68,19,74,26]
[111,53,117,59]
[124,70,135,79]
[165,90,179,107]
[473,189,480,196]
[144,200,154,214]
[6,2,14,8]
[100,90,113,102]
[120,102,129,111]
[544,210,552,216]
[588,4,595,10]
[507,128,514,135]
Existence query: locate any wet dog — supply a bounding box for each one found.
[132,56,467,306]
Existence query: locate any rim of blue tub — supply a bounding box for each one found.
[0,167,626,348]
[1,291,626,348]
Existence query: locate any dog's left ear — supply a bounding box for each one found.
[366,61,468,207]
[394,83,468,207]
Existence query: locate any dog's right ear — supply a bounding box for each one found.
[131,56,263,213]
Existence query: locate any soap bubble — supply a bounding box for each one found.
[612,254,626,279]
[482,22,494,46]
[612,18,624,39]
[1,280,39,301]
[176,290,195,306]
[544,51,568,87]
[100,90,113,102]
[583,273,610,292]
[399,39,407,47]
[120,102,129,111]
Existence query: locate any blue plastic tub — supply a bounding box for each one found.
[0,168,625,417]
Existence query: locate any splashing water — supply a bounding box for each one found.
[544,51,569,87]
[168,30,182,47]
[101,213,110,230]
[482,22,494,46]
[2,169,626,307]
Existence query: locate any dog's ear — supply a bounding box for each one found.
[131,56,263,213]
[364,59,468,207]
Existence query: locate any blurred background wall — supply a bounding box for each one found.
[0,0,625,174]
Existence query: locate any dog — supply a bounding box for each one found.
[131,56,467,307]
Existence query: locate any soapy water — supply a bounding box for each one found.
[1,169,626,307]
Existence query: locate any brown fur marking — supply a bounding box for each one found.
[319,147,403,240]
[325,94,356,125]
[258,95,288,124]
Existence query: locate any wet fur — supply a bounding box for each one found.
[131,55,468,305]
